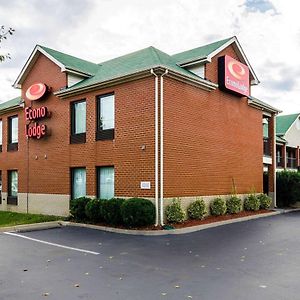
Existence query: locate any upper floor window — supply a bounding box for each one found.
[70,100,86,144]
[0,119,2,152]
[8,116,18,151]
[96,94,115,140]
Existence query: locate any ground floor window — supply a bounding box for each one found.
[71,168,86,199]
[0,170,2,204]
[7,170,18,205]
[98,166,114,199]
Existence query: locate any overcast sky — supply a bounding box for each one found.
[0,0,298,114]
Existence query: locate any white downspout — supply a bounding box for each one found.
[160,69,168,226]
[151,69,159,226]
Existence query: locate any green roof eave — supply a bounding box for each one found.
[276,113,300,135]
[0,96,23,114]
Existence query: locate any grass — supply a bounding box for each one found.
[0,211,64,227]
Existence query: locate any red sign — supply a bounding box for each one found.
[25,83,48,101]
[25,106,49,139]
[218,55,249,97]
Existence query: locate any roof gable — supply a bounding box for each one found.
[276,113,300,135]
[172,36,259,85]
[14,45,98,88]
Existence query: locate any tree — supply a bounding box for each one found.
[0,26,15,62]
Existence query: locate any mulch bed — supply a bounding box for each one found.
[77,209,274,231]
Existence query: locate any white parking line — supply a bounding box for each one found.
[3,232,100,255]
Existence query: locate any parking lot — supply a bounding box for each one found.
[1,211,300,300]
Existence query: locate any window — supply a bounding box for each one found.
[70,100,86,144]
[96,94,115,140]
[71,168,86,199]
[7,170,18,205]
[8,116,18,151]
[0,119,2,152]
[97,166,114,199]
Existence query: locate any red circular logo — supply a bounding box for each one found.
[25,83,47,101]
[227,61,246,80]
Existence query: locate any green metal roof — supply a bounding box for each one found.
[63,46,203,93]
[172,37,232,64]
[0,96,22,113]
[39,45,99,76]
[276,113,300,135]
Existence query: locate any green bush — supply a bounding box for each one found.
[187,198,207,219]
[70,197,91,221]
[85,199,104,222]
[226,196,242,214]
[244,194,260,211]
[258,193,272,209]
[277,171,300,207]
[102,198,126,225]
[165,198,185,223]
[210,197,227,216]
[121,198,155,227]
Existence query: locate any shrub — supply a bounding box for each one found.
[121,198,155,227]
[102,198,126,225]
[85,199,104,222]
[70,197,91,221]
[165,198,185,223]
[187,198,207,219]
[226,196,242,214]
[244,194,260,211]
[210,197,226,216]
[277,171,300,207]
[258,193,272,209]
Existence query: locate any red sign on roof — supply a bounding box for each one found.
[25,83,48,101]
[218,55,249,97]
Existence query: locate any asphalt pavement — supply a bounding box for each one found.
[1,211,300,300]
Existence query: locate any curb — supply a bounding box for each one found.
[1,208,299,235]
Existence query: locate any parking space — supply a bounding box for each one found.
[1,211,300,299]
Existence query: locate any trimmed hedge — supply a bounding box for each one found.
[85,199,104,222]
[258,193,272,209]
[165,198,185,223]
[187,198,207,219]
[102,198,126,225]
[121,198,155,227]
[244,194,260,211]
[277,171,300,207]
[210,197,226,216]
[70,197,91,221]
[226,196,242,214]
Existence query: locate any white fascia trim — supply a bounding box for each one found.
[207,36,260,86]
[248,99,281,114]
[283,114,300,137]
[178,57,210,67]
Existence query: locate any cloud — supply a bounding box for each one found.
[243,0,278,14]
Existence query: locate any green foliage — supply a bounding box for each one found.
[70,197,91,221]
[258,193,272,209]
[244,194,260,211]
[121,198,155,227]
[165,198,185,223]
[277,171,300,207]
[187,198,207,219]
[210,197,227,216]
[102,198,126,225]
[226,196,242,214]
[85,199,104,222]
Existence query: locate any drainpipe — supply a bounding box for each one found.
[151,69,159,226]
[160,69,168,226]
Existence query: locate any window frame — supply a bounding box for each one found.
[71,167,87,200]
[7,170,18,205]
[7,115,18,151]
[70,100,86,144]
[96,166,115,199]
[96,93,115,141]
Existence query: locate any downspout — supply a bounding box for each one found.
[160,69,168,226]
[150,69,159,226]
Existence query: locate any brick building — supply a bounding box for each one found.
[0,36,279,224]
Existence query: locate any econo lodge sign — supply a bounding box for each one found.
[25,83,50,139]
[218,55,250,97]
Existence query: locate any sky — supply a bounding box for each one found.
[0,0,299,114]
